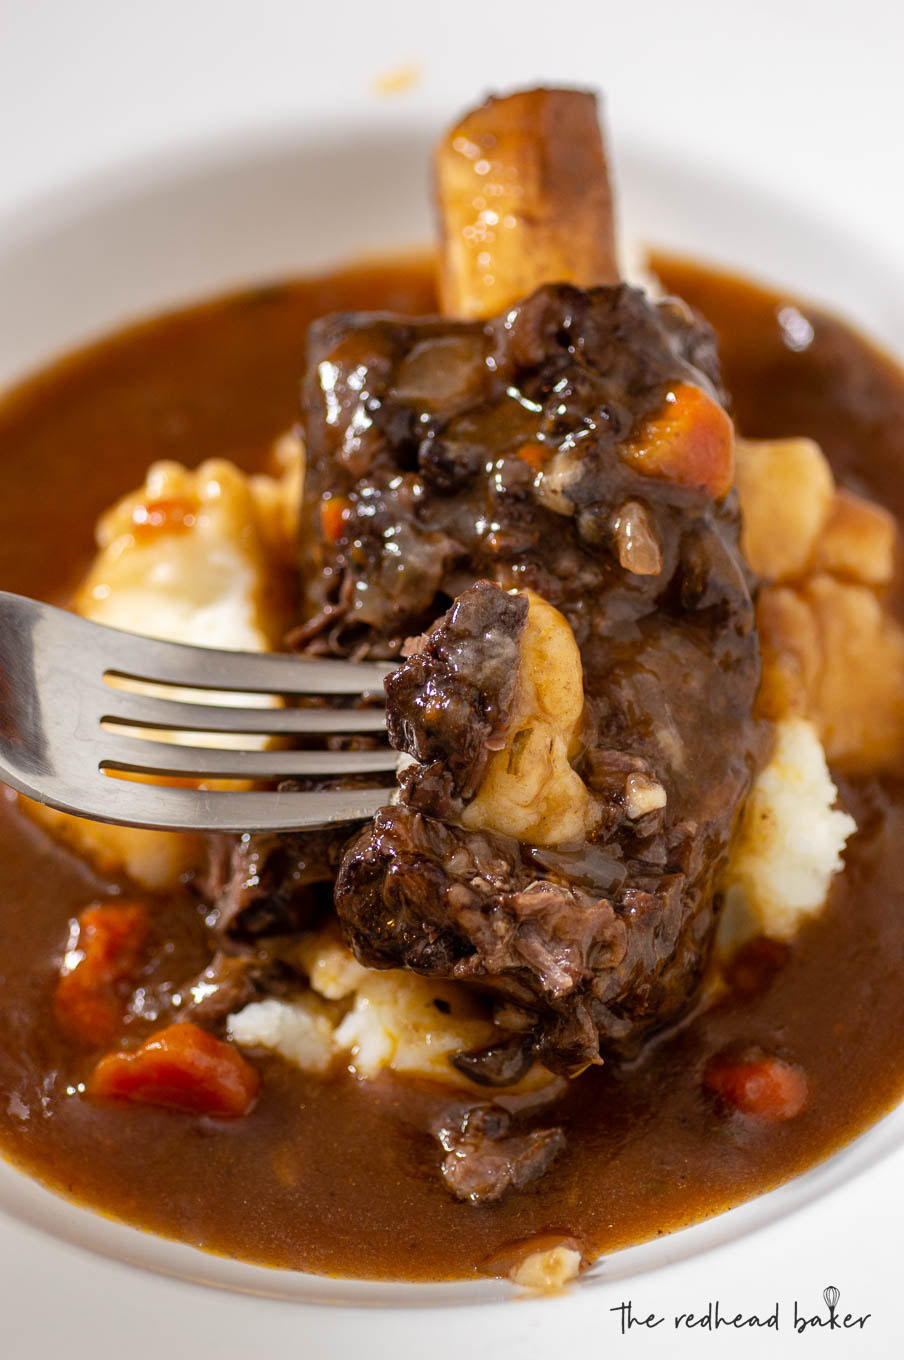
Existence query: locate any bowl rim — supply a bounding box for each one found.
[1,117,903,1308]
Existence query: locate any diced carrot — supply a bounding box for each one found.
[54,902,148,1045]
[87,1022,260,1118]
[515,442,549,471]
[319,495,351,543]
[131,496,198,539]
[623,382,734,499]
[703,1052,808,1121]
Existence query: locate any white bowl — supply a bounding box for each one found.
[2,116,903,1349]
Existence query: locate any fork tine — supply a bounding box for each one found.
[99,735,399,780]
[101,691,389,736]
[4,591,392,696]
[0,591,399,832]
[98,624,392,695]
[26,778,393,833]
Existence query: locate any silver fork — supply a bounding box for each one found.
[0,591,398,833]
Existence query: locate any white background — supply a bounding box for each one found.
[4,0,904,266]
[2,1,904,1356]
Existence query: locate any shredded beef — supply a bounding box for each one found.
[175,951,308,1027]
[434,1104,565,1203]
[337,802,707,1074]
[449,1033,537,1088]
[178,952,259,1024]
[306,282,762,1073]
[299,282,728,653]
[205,831,340,941]
[389,581,528,817]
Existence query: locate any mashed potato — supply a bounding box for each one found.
[75,446,301,649]
[23,436,302,890]
[227,927,558,1093]
[757,575,904,773]
[720,717,856,949]
[734,436,836,581]
[736,434,904,772]
[509,1242,583,1291]
[227,996,335,1074]
[461,591,601,845]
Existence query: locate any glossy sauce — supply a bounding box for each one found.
[0,254,903,1280]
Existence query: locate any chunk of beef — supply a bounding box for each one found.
[315,282,762,1072]
[337,804,711,1074]
[389,581,528,818]
[449,1032,536,1088]
[434,1103,565,1203]
[203,831,340,941]
[337,809,626,986]
[178,952,258,1024]
[299,282,728,655]
[176,951,307,1028]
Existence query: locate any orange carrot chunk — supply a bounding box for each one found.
[623,382,734,499]
[55,902,149,1046]
[703,1053,808,1121]
[131,495,198,539]
[319,494,351,543]
[88,1022,260,1118]
[514,442,549,471]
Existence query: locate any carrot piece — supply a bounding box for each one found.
[54,902,148,1046]
[623,382,734,499]
[130,496,198,539]
[703,1053,808,1121]
[514,442,549,471]
[319,494,351,543]
[88,1022,260,1118]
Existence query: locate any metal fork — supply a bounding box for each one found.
[0,591,398,833]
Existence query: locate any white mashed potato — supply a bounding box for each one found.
[227,996,335,1074]
[227,928,557,1093]
[720,717,856,950]
[76,442,301,650]
[23,435,302,889]
[462,590,603,845]
[509,1242,583,1291]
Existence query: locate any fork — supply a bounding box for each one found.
[0,591,399,833]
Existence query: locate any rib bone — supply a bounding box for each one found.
[435,88,619,319]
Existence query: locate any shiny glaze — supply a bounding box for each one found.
[0,254,902,1279]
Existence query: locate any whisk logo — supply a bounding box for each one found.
[793,1284,871,1334]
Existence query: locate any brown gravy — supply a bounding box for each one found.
[0,254,903,1280]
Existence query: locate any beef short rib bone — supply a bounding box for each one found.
[435,88,619,319]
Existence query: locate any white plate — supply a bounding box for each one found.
[2,5,904,1356]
